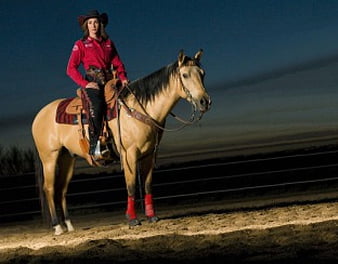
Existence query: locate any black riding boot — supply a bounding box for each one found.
[85,88,105,158]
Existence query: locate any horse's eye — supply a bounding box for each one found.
[182,73,189,78]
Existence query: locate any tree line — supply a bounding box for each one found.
[0,145,36,176]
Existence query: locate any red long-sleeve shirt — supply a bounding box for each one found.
[66,37,128,88]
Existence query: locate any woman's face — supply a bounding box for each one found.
[87,18,100,36]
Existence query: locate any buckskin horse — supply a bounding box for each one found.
[32,50,211,235]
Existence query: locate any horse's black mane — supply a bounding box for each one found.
[119,61,178,103]
[119,55,201,103]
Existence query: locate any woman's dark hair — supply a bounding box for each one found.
[81,20,108,40]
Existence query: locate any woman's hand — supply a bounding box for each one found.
[85,82,99,89]
[121,79,129,87]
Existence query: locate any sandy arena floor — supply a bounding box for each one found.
[1,191,338,264]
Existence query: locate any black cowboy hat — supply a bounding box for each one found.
[77,10,108,27]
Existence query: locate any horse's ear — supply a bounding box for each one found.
[194,49,203,62]
[178,49,186,67]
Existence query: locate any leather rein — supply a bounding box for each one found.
[110,67,203,167]
[117,68,203,132]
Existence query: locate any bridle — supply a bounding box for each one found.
[175,65,206,124]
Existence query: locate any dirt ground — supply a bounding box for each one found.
[1,191,338,264]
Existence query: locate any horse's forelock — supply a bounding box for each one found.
[181,56,201,67]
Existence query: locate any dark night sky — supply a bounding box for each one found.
[1,0,338,157]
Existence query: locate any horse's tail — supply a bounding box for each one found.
[34,150,51,227]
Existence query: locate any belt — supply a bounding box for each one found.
[85,65,112,86]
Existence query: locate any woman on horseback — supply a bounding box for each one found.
[66,10,129,160]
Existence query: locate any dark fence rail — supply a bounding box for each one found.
[1,145,338,223]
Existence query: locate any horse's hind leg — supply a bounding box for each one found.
[41,150,63,235]
[55,149,76,232]
[139,154,159,223]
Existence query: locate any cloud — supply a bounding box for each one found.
[0,113,35,132]
[215,53,338,91]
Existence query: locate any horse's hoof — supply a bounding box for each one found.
[53,224,64,235]
[148,216,159,223]
[128,218,141,226]
[65,219,75,232]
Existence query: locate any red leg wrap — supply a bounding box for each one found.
[145,194,155,217]
[126,196,137,220]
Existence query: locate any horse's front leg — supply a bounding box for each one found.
[139,154,159,223]
[123,152,141,226]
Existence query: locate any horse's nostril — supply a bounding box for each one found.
[200,98,207,107]
[200,96,211,109]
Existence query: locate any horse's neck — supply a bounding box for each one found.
[131,79,181,123]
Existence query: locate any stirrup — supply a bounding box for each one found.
[91,140,110,160]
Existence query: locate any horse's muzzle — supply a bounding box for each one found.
[199,95,212,113]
